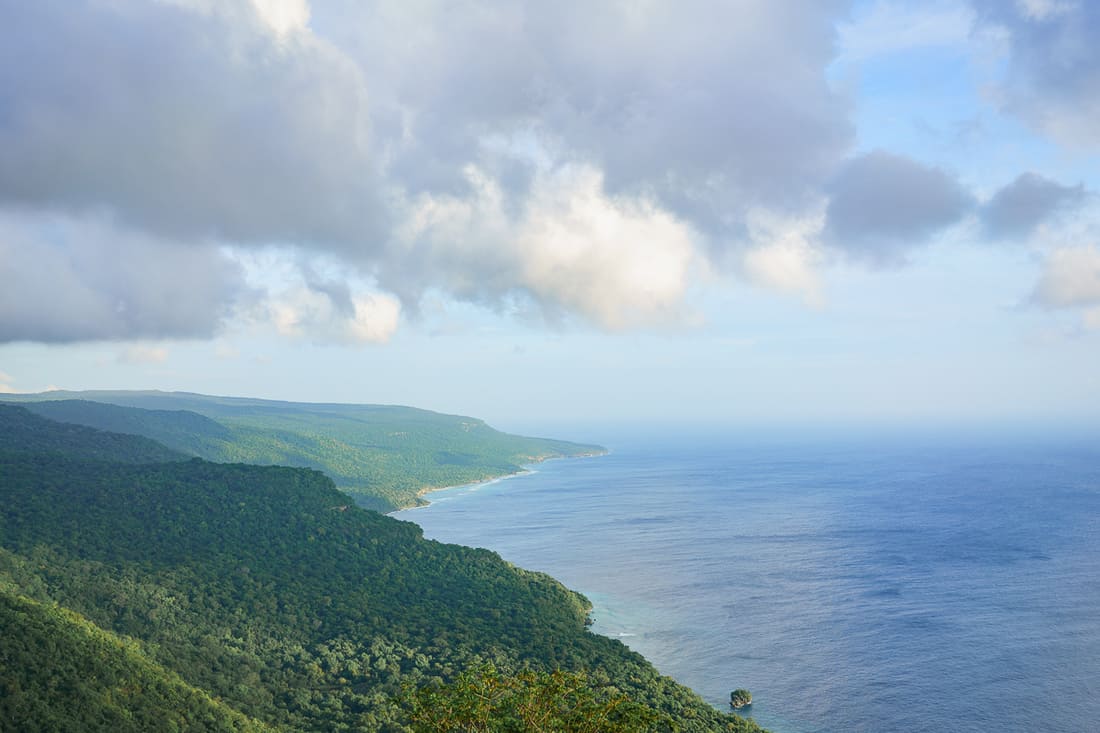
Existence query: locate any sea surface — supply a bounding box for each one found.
[393,429,1100,733]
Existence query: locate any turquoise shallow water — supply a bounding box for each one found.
[393,431,1100,733]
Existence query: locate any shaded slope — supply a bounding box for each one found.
[22,399,234,457]
[0,403,185,464]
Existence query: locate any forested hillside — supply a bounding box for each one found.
[0,405,762,731]
[0,403,186,464]
[0,586,271,733]
[8,392,603,512]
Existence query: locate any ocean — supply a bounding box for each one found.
[392,429,1100,732]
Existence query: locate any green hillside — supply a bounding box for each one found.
[0,586,270,733]
[0,405,762,731]
[0,401,186,465]
[8,392,604,512]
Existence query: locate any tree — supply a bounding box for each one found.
[403,664,664,732]
[729,689,752,710]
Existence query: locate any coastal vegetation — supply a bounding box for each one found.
[403,664,666,731]
[729,690,752,710]
[7,391,604,512]
[0,403,763,731]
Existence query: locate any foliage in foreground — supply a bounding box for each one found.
[404,664,665,732]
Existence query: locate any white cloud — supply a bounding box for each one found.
[346,294,402,344]
[157,0,311,35]
[118,346,170,364]
[395,164,703,329]
[1032,246,1100,308]
[250,0,311,34]
[231,248,401,344]
[741,207,826,307]
[271,286,401,345]
[0,371,17,393]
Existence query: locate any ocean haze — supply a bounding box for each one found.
[395,429,1100,733]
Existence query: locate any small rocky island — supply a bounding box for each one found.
[730,688,753,709]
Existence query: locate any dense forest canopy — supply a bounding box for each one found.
[0,403,764,731]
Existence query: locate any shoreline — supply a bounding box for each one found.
[386,449,609,515]
[383,448,759,725]
[386,468,533,515]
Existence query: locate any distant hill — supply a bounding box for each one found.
[0,407,762,731]
[0,403,186,464]
[5,391,605,512]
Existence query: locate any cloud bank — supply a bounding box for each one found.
[1032,246,1100,309]
[1,0,1097,344]
[0,0,862,342]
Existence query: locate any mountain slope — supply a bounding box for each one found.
[0,409,761,731]
[8,392,603,512]
[0,403,186,464]
[0,586,270,733]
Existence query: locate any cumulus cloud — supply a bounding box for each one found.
[0,0,867,342]
[982,172,1087,239]
[28,1,1084,344]
[0,371,18,394]
[163,0,312,35]
[822,151,975,265]
[0,210,245,343]
[229,249,401,344]
[971,0,1100,148]
[1031,246,1100,308]
[270,287,401,344]
[740,208,826,306]
[389,165,702,329]
[0,0,383,248]
[247,0,311,34]
[324,1,853,216]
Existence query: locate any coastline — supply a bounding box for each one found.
[387,468,532,515]
[387,449,609,515]
[386,448,758,727]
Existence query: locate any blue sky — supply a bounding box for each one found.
[1,0,1099,431]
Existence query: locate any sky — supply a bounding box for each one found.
[1,0,1099,433]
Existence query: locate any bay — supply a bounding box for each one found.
[393,430,1100,732]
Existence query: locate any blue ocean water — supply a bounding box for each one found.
[393,431,1100,733]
